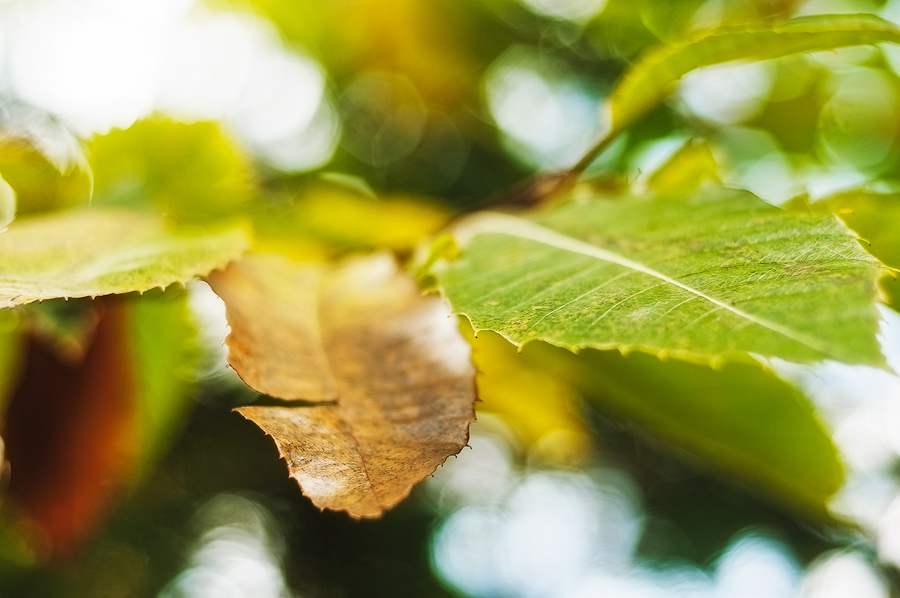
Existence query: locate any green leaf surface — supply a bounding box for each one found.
[429,185,885,366]
[482,331,843,520]
[0,209,249,308]
[608,14,900,144]
[128,290,200,479]
[89,119,254,223]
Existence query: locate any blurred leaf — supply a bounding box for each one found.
[637,0,709,43]
[462,322,590,463]
[0,175,13,230]
[253,185,450,258]
[883,274,900,313]
[0,209,249,308]
[242,0,478,108]
[0,134,91,217]
[89,120,254,222]
[128,290,200,479]
[208,253,476,517]
[427,185,885,366]
[0,292,200,563]
[510,336,843,520]
[606,14,900,148]
[2,299,139,560]
[646,140,719,196]
[0,310,23,415]
[585,0,660,59]
[817,190,900,312]
[821,190,900,270]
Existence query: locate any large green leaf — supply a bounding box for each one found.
[469,329,843,520]
[428,185,885,366]
[579,14,900,169]
[0,209,249,308]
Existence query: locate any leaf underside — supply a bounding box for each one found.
[609,13,900,138]
[432,186,885,367]
[509,336,844,520]
[208,253,476,518]
[0,209,250,308]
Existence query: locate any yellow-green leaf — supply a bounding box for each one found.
[89,120,254,223]
[428,185,885,367]
[497,333,843,520]
[0,209,249,308]
[607,14,900,147]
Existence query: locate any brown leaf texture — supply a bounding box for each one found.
[207,253,476,518]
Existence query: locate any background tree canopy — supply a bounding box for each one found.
[2,0,900,596]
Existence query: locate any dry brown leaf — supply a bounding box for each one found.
[207,253,476,518]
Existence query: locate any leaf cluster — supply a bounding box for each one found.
[0,8,898,577]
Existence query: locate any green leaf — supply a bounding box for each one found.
[821,190,900,270]
[0,310,23,413]
[0,175,14,230]
[128,289,200,479]
[428,185,885,366]
[646,140,719,196]
[477,331,843,520]
[0,115,92,216]
[251,183,450,259]
[607,14,900,144]
[0,209,250,308]
[89,119,254,223]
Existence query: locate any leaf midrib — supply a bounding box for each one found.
[454,212,835,357]
[314,271,383,509]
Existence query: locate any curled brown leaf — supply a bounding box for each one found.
[207,253,476,518]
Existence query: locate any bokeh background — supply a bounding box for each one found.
[3,0,900,596]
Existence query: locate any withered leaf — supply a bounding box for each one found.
[207,253,476,518]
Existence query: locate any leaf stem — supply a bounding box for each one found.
[567,127,620,182]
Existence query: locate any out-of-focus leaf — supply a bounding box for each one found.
[128,290,200,478]
[0,134,91,217]
[427,185,885,367]
[252,185,449,258]
[817,190,900,312]
[0,292,200,561]
[245,0,478,108]
[2,299,138,560]
[207,253,476,517]
[0,209,250,308]
[0,175,14,230]
[821,190,900,270]
[89,120,254,222]
[0,310,23,414]
[462,321,589,462]
[646,140,719,196]
[883,274,900,313]
[503,334,843,520]
[606,14,900,147]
